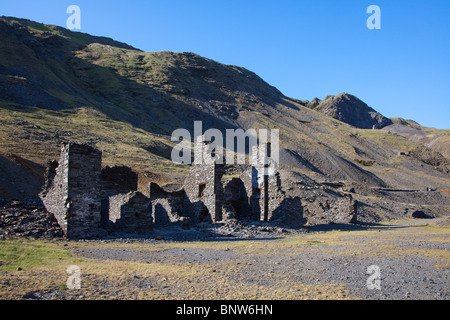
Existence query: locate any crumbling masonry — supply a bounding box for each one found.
[183,135,225,223]
[40,142,151,238]
[40,140,356,239]
[40,143,103,238]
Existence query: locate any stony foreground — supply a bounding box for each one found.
[0,218,449,300]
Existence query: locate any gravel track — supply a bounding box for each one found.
[63,218,449,300]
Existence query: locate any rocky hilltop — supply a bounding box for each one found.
[306,93,393,129]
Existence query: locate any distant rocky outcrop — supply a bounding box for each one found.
[308,93,393,129]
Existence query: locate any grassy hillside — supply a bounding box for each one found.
[385,118,450,159]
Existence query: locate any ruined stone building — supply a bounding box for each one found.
[183,135,225,223]
[40,138,353,239]
[40,142,150,238]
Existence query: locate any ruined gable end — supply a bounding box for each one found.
[39,142,103,239]
[183,135,225,223]
[108,191,152,233]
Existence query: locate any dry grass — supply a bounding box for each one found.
[0,239,356,300]
[0,105,188,174]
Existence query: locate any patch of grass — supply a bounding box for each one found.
[0,238,359,300]
[222,174,240,179]
[402,248,450,261]
[0,240,73,271]
[356,129,417,154]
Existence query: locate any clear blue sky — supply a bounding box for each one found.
[2,0,449,128]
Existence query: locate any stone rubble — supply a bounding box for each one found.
[0,198,64,239]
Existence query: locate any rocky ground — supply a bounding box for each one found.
[0,198,63,240]
[1,216,448,300]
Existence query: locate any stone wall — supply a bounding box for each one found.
[67,143,103,238]
[222,177,252,220]
[240,143,286,222]
[148,182,186,226]
[40,142,103,239]
[99,165,139,231]
[40,149,69,235]
[100,165,138,195]
[269,196,304,227]
[108,191,152,233]
[183,135,225,222]
[184,162,225,222]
